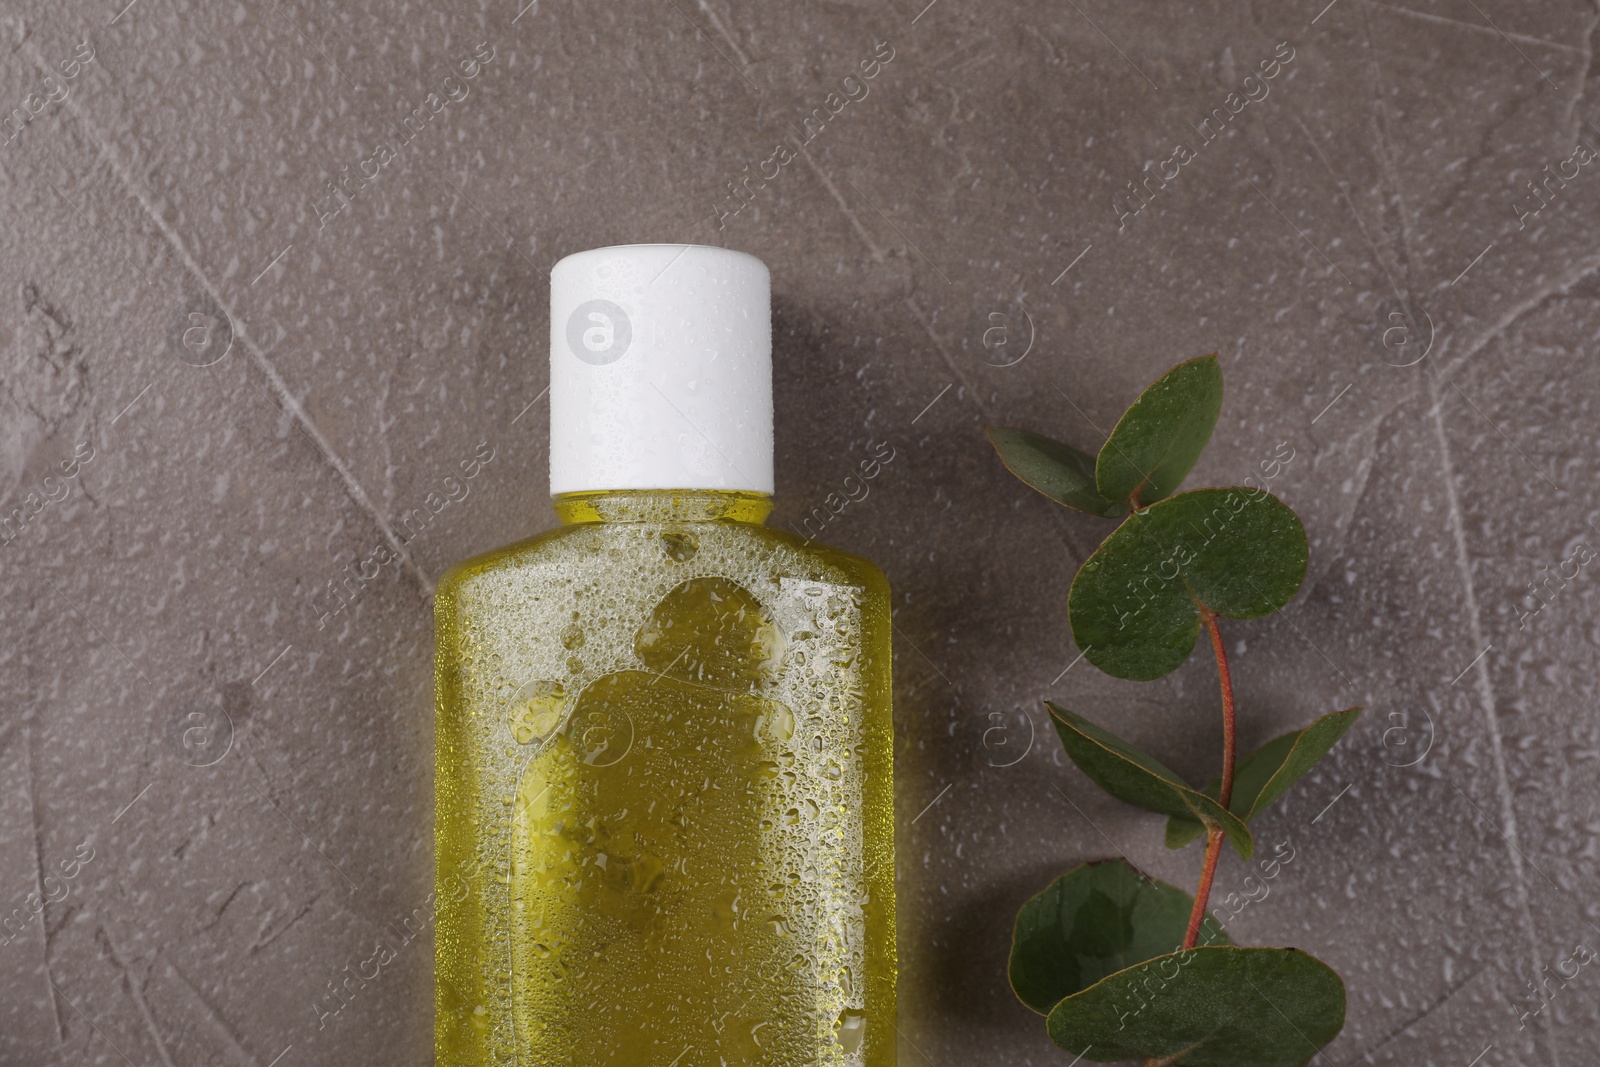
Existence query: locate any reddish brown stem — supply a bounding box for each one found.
[1181,613,1237,950]
[1182,829,1224,949]
[1206,613,1238,809]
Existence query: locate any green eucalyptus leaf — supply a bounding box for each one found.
[1068,488,1307,681]
[1167,708,1364,849]
[1165,811,1210,850]
[1009,860,1228,1015]
[1048,704,1254,859]
[1046,946,1346,1065]
[986,426,1126,518]
[1095,354,1223,508]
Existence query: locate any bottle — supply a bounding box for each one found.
[433,244,896,1066]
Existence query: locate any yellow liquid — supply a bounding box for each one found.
[434,491,895,1066]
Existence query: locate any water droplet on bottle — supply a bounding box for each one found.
[662,530,699,561]
[762,705,795,742]
[635,576,786,686]
[835,1009,865,1053]
[508,680,568,744]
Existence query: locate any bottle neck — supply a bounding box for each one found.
[553,489,773,525]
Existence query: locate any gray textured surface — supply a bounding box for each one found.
[2,0,1599,1063]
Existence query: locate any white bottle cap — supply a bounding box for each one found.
[548,244,773,496]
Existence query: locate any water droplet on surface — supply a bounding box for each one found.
[762,705,796,742]
[635,576,786,686]
[663,529,700,561]
[835,1010,865,1053]
[508,680,568,744]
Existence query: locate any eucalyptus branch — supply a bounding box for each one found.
[1182,613,1236,951]
[991,355,1361,1066]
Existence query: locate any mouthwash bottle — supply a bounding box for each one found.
[433,245,896,1065]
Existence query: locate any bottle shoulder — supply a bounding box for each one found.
[760,524,891,599]
[435,525,569,602]
[436,522,889,606]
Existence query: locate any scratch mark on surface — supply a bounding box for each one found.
[1447,382,1560,491]
[843,177,952,284]
[1361,0,1587,57]
[694,0,754,69]
[1301,382,1421,590]
[663,0,760,95]
[24,729,66,1043]
[1351,14,1554,1045]
[251,893,322,953]
[99,928,180,1067]
[376,372,397,513]
[787,137,889,263]
[165,959,265,1067]
[50,977,138,1067]
[1437,252,1600,381]
[1359,5,1422,296]
[926,35,997,80]
[250,784,359,892]
[40,71,434,595]
[1568,2,1600,138]
[1022,22,1065,65]
[204,881,257,931]
[902,298,981,421]
[1291,115,1405,301]
[1424,369,1555,1065]
[0,715,18,762]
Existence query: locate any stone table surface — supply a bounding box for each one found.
[2,0,1599,1063]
